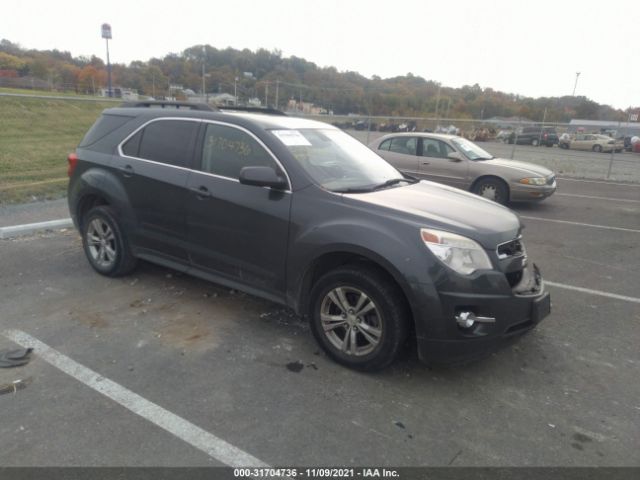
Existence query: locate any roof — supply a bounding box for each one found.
[104,105,337,131]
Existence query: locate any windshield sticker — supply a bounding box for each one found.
[272,130,312,146]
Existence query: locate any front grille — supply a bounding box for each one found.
[497,238,525,259]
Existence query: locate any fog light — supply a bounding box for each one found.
[455,311,496,329]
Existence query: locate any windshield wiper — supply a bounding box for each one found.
[370,177,417,191]
[333,177,417,194]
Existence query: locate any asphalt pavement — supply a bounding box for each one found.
[0,178,638,468]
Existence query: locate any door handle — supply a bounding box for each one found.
[119,164,134,177]
[422,162,430,165]
[190,186,212,198]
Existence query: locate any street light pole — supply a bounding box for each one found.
[234,77,238,105]
[101,24,112,98]
[572,72,581,96]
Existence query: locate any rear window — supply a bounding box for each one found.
[79,114,134,147]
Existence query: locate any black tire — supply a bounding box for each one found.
[560,143,569,149]
[592,145,602,153]
[309,265,408,371]
[82,206,137,277]
[472,177,509,204]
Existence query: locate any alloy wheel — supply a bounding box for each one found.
[86,218,117,268]
[319,286,382,356]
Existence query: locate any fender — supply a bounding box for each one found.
[287,219,441,341]
[70,166,137,232]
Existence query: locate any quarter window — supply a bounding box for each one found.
[200,123,277,179]
[136,120,199,167]
[378,139,392,151]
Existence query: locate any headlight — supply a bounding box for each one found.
[420,228,493,275]
[519,177,547,186]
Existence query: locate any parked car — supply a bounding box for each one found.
[508,127,559,147]
[68,102,550,371]
[370,133,556,204]
[559,133,624,153]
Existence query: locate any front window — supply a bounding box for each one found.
[272,128,406,192]
[450,137,493,161]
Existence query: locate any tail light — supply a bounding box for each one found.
[67,152,78,177]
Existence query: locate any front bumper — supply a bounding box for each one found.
[413,263,550,365]
[510,182,556,201]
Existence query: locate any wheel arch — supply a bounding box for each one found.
[293,248,416,339]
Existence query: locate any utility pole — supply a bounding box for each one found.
[101,24,112,97]
[572,72,581,96]
[202,46,206,102]
[234,77,238,105]
[275,80,280,110]
[264,81,269,107]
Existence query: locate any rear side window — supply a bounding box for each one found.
[200,123,277,179]
[388,137,417,155]
[137,120,199,167]
[378,139,392,151]
[79,114,134,147]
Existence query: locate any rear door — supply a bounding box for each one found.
[417,137,469,189]
[114,118,199,265]
[374,136,419,176]
[185,121,291,298]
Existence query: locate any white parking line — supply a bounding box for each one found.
[555,193,640,204]
[520,216,640,233]
[545,281,640,304]
[2,329,268,468]
[557,177,640,187]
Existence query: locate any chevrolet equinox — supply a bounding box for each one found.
[68,102,550,371]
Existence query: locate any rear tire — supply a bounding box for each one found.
[82,206,137,277]
[592,145,602,153]
[309,265,408,371]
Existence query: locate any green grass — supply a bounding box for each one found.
[0,95,115,204]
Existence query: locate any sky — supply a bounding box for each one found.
[2,0,638,109]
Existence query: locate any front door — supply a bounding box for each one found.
[185,122,291,298]
[417,137,469,189]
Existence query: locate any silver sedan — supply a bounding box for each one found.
[370,133,556,204]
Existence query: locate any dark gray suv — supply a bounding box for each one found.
[68,102,550,371]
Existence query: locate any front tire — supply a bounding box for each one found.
[82,206,137,277]
[309,265,408,371]
[472,177,509,204]
[593,145,603,153]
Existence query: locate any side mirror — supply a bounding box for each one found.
[447,151,463,162]
[239,166,288,190]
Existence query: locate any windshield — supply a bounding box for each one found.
[450,137,493,160]
[271,128,404,192]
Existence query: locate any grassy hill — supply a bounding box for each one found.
[0,93,114,204]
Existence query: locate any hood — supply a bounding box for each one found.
[344,181,521,248]
[483,158,554,177]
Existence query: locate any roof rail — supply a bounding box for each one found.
[217,106,287,116]
[120,101,215,111]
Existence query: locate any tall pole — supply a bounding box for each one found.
[572,72,581,96]
[105,38,112,97]
[275,80,280,110]
[101,24,113,98]
[234,77,238,105]
[264,81,269,107]
[202,46,206,102]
